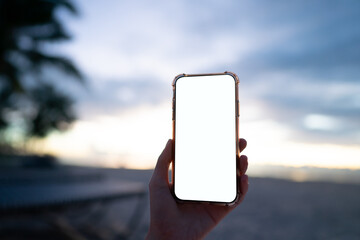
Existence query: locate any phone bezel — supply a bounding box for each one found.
[171,72,240,206]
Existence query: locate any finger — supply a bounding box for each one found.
[231,174,248,208]
[239,138,247,153]
[239,155,248,176]
[238,175,249,203]
[150,139,173,188]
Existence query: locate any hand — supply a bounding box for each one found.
[146,138,249,240]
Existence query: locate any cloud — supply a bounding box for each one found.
[75,77,171,119]
[241,76,360,144]
[57,0,360,145]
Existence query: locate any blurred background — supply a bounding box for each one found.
[0,0,359,239]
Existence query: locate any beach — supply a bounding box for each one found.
[1,167,359,240]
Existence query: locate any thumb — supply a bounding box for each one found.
[150,139,173,188]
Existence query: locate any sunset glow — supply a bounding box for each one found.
[37,101,360,170]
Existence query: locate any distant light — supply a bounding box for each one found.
[303,114,339,131]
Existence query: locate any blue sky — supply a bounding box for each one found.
[41,0,360,169]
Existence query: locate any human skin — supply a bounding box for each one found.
[146,138,249,240]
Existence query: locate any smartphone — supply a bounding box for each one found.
[172,72,240,204]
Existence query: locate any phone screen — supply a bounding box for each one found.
[173,74,238,203]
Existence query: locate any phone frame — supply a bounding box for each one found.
[171,71,240,206]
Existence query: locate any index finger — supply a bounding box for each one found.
[239,138,247,153]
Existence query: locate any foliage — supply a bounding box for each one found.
[0,0,83,143]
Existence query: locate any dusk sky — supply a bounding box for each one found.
[38,0,360,171]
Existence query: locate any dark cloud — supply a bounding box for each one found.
[214,0,360,144]
[234,0,360,81]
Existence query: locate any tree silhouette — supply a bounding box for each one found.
[0,0,83,143]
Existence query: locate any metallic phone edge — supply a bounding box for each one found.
[171,72,240,206]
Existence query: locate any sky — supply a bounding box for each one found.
[37,0,360,171]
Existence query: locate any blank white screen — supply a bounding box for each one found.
[174,75,237,203]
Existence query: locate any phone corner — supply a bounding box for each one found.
[172,73,186,87]
[172,188,187,203]
[224,71,240,84]
[224,192,240,207]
